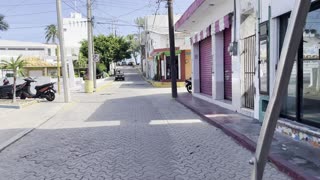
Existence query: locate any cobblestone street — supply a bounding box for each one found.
[0,67,290,180]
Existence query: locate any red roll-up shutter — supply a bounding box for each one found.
[224,27,232,100]
[199,36,212,96]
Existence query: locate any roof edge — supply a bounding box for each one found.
[175,0,206,30]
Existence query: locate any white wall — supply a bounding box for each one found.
[63,13,88,57]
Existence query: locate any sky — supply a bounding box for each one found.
[0,0,194,43]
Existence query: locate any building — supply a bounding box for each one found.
[0,40,57,63]
[143,15,191,82]
[63,12,88,59]
[0,40,58,78]
[175,0,243,113]
[176,0,320,148]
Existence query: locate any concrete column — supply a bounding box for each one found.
[192,43,200,93]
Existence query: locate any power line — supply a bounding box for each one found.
[0,2,54,7]
[62,0,87,17]
[152,0,161,29]
[118,4,151,17]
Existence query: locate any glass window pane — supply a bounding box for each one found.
[259,39,268,93]
[302,9,320,124]
[282,62,297,118]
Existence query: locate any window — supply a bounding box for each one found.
[8,48,26,50]
[279,2,320,127]
[28,48,45,51]
[259,22,269,94]
[48,49,51,56]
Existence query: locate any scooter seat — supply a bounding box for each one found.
[35,83,53,90]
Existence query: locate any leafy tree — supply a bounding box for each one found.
[134,17,144,29]
[80,35,131,71]
[96,63,106,74]
[127,34,140,65]
[0,14,9,31]
[0,55,25,103]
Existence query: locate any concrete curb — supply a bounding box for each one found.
[95,81,113,93]
[0,99,39,109]
[137,68,185,88]
[176,98,316,180]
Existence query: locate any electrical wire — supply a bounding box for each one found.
[152,0,161,30]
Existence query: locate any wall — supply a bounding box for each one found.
[185,50,192,79]
[63,13,88,57]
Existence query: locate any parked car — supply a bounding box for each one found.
[121,61,127,66]
[128,62,133,66]
[115,70,125,81]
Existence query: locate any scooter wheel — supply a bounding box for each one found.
[45,91,55,101]
[20,93,26,100]
[187,85,192,93]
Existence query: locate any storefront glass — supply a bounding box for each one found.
[279,4,320,127]
[302,9,320,124]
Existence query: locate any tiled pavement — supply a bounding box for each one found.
[176,92,320,179]
[0,67,289,179]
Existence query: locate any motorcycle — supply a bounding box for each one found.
[185,78,192,93]
[19,78,56,101]
[3,77,9,85]
[0,79,25,99]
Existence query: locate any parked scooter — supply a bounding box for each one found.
[0,78,25,99]
[19,78,56,101]
[3,77,9,85]
[185,78,192,93]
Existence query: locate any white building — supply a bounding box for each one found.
[0,40,57,64]
[63,12,88,58]
[143,15,191,79]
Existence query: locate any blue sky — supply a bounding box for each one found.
[0,0,193,43]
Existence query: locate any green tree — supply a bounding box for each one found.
[127,34,140,65]
[0,55,25,103]
[45,24,58,43]
[0,14,9,31]
[134,17,144,28]
[80,35,131,71]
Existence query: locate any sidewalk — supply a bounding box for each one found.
[176,93,320,180]
[0,78,114,153]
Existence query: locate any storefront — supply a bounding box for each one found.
[279,2,320,128]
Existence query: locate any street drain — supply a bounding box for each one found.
[100,93,112,96]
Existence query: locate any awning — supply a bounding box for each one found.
[163,50,182,56]
[214,14,231,34]
[190,25,211,44]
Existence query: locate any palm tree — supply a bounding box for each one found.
[127,34,140,65]
[0,14,9,31]
[45,24,58,43]
[0,55,25,103]
[45,24,61,94]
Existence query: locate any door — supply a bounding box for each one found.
[29,70,43,77]
[243,35,256,109]
[224,27,232,100]
[199,36,212,96]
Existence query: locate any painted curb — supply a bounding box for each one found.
[0,100,39,109]
[176,97,316,180]
[95,81,113,93]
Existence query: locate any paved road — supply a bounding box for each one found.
[0,66,289,180]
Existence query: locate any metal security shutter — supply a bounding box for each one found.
[199,36,212,96]
[224,27,232,100]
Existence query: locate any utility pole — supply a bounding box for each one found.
[56,0,70,103]
[167,0,177,98]
[251,0,310,179]
[139,25,143,72]
[85,0,94,93]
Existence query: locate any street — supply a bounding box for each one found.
[0,67,289,180]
